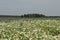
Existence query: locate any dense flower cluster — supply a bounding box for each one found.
[0,19,60,40]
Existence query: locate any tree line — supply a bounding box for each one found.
[20,14,46,18]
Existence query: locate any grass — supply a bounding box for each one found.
[0,19,60,40]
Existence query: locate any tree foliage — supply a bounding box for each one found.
[20,14,45,18]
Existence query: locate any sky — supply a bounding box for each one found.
[0,0,60,16]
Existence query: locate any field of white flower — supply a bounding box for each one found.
[0,19,60,40]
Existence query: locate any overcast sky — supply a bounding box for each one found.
[0,0,60,16]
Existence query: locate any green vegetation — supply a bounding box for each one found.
[20,14,45,18]
[0,13,60,18]
[0,19,60,40]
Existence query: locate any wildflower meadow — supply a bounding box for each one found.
[0,19,60,40]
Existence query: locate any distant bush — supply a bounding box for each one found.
[20,14,45,18]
